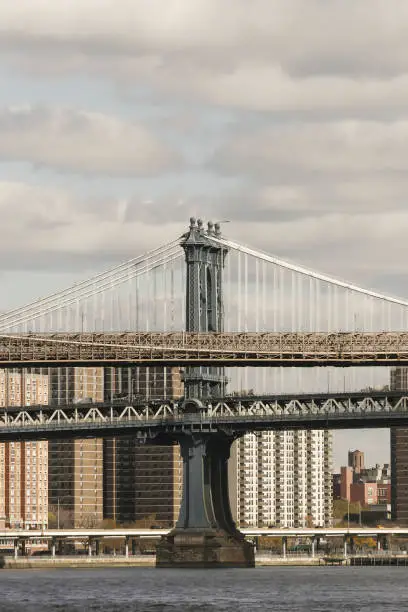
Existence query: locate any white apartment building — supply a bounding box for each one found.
[230,430,332,528]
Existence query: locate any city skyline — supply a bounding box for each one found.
[1,0,408,493]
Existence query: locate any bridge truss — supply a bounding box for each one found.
[1,331,408,367]
[1,391,408,441]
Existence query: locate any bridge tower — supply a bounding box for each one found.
[156,218,254,568]
[181,217,228,399]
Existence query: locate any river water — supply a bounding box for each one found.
[0,566,407,611]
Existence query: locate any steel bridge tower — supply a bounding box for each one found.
[156,218,254,568]
[181,217,228,399]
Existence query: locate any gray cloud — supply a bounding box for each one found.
[1,1,408,76]
[2,1,408,117]
[0,1,408,289]
[1,180,408,296]
[0,182,186,269]
[210,121,408,180]
[0,106,181,176]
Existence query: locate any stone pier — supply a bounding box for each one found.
[156,432,254,568]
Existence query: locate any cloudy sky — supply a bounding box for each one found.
[2,0,407,468]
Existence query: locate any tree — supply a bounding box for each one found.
[48,504,74,528]
[305,515,314,528]
[48,512,57,528]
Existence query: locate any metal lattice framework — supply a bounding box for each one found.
[0,391,408,440]
[1,220,408,395]
[0,331,408,367]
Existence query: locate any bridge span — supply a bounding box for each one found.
[1,331,408,367]
[0,391,407,441]
[3,219,408,568]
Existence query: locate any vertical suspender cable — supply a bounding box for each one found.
[170,260,175,332]
[163,259,167,332]
[279,267,285,393]
[262,260,267,393]
[237,251,242,391]
[309,277,313,332]
[273,265,278,333]
[146,256,150,333]
[244,253,249,392]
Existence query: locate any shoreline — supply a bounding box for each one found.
[2,555,406,570]
[1,556,328,570]
[1,556,156,570]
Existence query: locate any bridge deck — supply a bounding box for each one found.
[1,331,408,366]
[0,391,407,440]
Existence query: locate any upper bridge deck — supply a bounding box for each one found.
[0,331,408,367]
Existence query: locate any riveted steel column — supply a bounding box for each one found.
[157,429,254,567]
[176,432,236,533]
[181,218,228,399]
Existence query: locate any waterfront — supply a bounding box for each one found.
[0,567,408,611]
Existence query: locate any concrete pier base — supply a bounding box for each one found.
[156,431,254,568]
[156,528,255,568]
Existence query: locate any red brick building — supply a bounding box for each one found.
[350,482,377,506]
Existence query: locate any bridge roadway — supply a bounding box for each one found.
[0,391,408,440]
[2,331,408,367]
[1,527,407,540]
[0,527,402,559]
[1,528,405,560]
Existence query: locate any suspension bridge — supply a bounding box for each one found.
[1,217,408,568]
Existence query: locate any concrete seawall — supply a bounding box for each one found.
[5,554,408,570]
[1,555,325,570]
[2,556,156,570]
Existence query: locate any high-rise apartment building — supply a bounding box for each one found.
[104,439,183,526]
[104,367,183,526]
[0,370,49,528]
[48,438,104,527]
[48,367,104,527]
[390,367,408,523]
[49,366,183,527]
[229,430,332,528]
[50,367,104,405]
[0,445,5,528]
